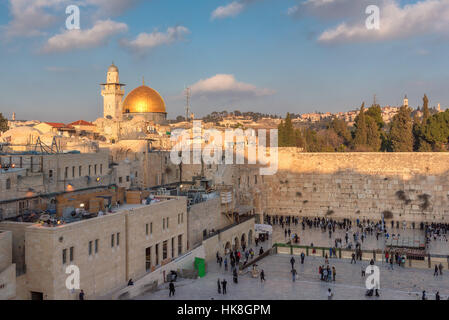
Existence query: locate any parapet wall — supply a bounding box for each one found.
[245,150,449,223]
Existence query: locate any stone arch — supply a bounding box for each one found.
[224,241,231,255]
[241,233,246,249]
[248,229,253,246]
[233,236,240,250]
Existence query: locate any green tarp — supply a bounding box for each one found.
[194,257,206,278]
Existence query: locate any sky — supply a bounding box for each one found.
[0,0,449,122]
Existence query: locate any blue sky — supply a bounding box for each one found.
[0,0,448,122]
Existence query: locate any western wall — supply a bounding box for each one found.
[234,149,449,223]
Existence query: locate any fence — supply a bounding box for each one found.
[273,243,449,270]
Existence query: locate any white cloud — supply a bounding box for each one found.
[41,19,128,53]
[211,1,245,20]
[190,74,275,97]
[1,0,137,38]
[317,0,449,44]
[120,26,190,52]
[2,0,68,38]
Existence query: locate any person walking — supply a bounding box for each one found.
[351,252,356,264]
[332,266,336,281]
[439,263,443,275]
[327,288,333,300]
[434,264,439,276]
[260,269,265,282]
[422,290,427,300]
[291,268,297,282]
[290,256,295,270]
[300,252,305,264]
[217,278,221,294]
[169,281,175,297]
[436,291,440,300]
[79,289,85,300]
[221,279,227,295]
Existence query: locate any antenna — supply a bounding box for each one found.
[185,87,191,122]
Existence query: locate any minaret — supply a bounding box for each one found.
[403,95,408,107]
[101,62,125,120]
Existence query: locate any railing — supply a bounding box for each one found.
[203,216,255,241]
[272,243,449,270]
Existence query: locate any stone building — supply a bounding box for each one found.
[0,196,188,300]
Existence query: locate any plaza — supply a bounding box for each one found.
[136,224,449,300]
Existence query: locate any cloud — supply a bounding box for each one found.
[2,0,68,38]
[190,74,275,98]
[120,26,190,52]
[317,0,449,44]
[211,0,261,20]
[211,1,245,20]
[1,0,137,38]
[41,19,128,53]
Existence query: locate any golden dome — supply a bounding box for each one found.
[122,84,166,114]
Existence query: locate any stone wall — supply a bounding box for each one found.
[187,197,229,249]
[237,150,449,223]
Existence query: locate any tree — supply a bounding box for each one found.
[353,103,368,150]
[389,105,414,152]
[328,118,351,146]
[366,104,385,129]
[422,94,430,123]
[0,113,9,133]
[366,116,381,151]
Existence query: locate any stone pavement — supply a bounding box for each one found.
[136,250,449,300]
[271,224,449,255]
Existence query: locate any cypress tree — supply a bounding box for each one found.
[389,105,414,152]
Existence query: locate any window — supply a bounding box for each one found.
[171,237,175,258]
[163,218,165,230]
[145,247,152,271]
[94,164,97,175]
[116,233,120,246]
[6,178,11,190]
[119,177,123,183]
[64,167,68,179]
[155,244,159,265]
[62,249,67,264]
[255,175,257,184]
[166,217,169,229]
[100,164,103,175]
[181,213,183,223]
[150,222,153,234]
[135,171,138,178]
[145,223,149,236]
[162,241,168,260]
[126,176,129,182]
[178,235,183,255]
[72,166,75,178]
[69,247,74,262]
[49,170,53,178]
[79,166,82,176]
[88,165,91,176]
[88,241,92,255]
[95,239,99,254]
[111,234,115,248]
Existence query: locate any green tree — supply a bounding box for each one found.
[0,113,9,133]
[422,94,430,123]
[366,116,381,151]
[389,105,414,152]
[328,118,351,146]
[353,103,368,150]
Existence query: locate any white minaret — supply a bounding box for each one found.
[101,63,125,120]
[403,95,408,107]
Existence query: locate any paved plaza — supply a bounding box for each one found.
[135,223,449,300]
[271,223,449,255]
[137,252,449,300]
